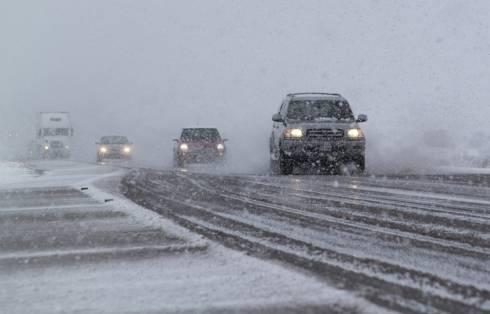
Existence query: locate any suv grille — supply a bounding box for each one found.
[306,129,344,140]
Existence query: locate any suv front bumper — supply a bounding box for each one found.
[280,139,365,162]
[177,149,225,163]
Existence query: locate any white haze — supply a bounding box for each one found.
[1,0,490,173]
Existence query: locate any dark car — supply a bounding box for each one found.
[96,136,133,162]
[270,93,367,175]
[173,128,227,167]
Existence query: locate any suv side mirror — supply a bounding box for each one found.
[223,138,229,142]
[172,139,179,142]
[357,114,368,123]
[272,113,284,122]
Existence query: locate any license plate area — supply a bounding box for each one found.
[319,143,332,152]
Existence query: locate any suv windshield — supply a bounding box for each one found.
[100,136,129,144]
[287,99,354,121]
[181,128,221,141]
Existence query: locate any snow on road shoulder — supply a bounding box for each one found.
[78,168,390,313]
[0,244,392,314]
[0,160,118,189]
[81,172,208,248]
[436,166,490,174]
[0,160,392,313]
[0,161,36,186]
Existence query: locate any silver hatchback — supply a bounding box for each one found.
[96,136,134,162]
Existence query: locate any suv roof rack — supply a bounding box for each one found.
[287,92,342,97]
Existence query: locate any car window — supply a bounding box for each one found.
[287,100,354,121]
[280,101,288,117]
[100,136,129,144]
[181,129,221,141]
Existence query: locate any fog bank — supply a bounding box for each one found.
[2,1,490,173]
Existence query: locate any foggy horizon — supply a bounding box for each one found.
[2,0,490,173]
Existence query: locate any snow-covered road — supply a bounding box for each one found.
[123,168,490,314]
[0,161,383,314]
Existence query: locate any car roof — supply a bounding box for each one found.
[101,135,128,139]
[287,93,344,100]
[182,127,218,130]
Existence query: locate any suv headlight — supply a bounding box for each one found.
[179,143,189,152]
[347,128,364,139]
[100,146,107,153]
[217,143,225,150]
[123,146,131,154]
[284,128,303,139]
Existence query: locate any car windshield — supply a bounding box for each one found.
[287,99,354,121]
[100,136,129,144]
[181,128,221,141]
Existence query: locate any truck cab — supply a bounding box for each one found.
[35,112,74,159]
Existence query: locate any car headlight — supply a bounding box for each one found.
[217,143,225,150]
[123,146,131,154]
[179,143,189,152]
[347,128,364,139]
[100,146,107,153]
[44,145,49,150]
[284,128,303,139]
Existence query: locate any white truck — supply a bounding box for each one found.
[33,112,74,159]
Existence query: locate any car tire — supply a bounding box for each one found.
[356,155,365,172]
[175,157,185,168]
[345,155,365,174]
[270,158,280,175]
[279,152,294,175]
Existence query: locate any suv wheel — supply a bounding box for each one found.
[279,152,294,175]
[356,155,365,172]
[175,157,185,168]
[270,158,279,175]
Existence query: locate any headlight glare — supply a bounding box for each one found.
[123,146,131,153]
[347,128,364,139]
[100,146,107,153]
[217,143,225,150]
[180,143,189,152]
[284,128,303,138]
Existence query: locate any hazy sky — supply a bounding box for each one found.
[1,0,490,171]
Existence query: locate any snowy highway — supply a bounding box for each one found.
[0,161,386,314]
[123,168,490,314]
[4,1,490,313]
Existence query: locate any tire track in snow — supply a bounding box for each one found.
[122,169,490,314]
